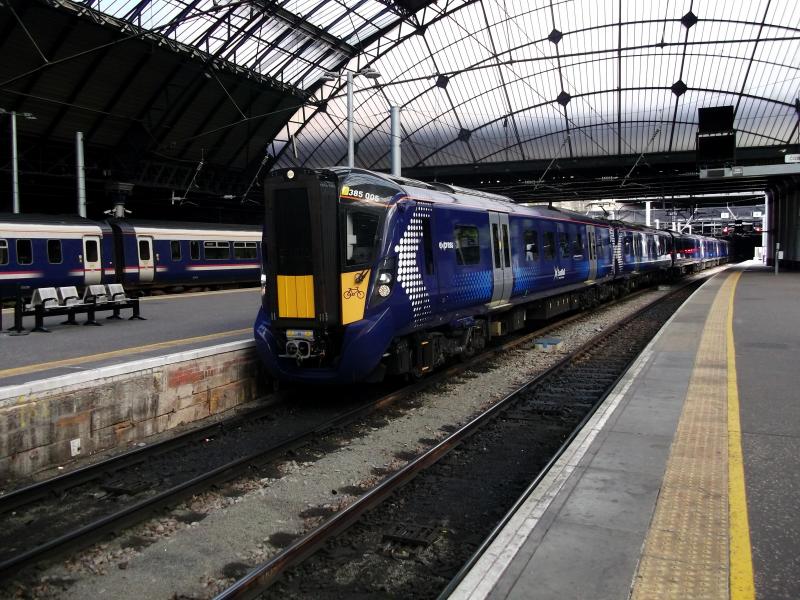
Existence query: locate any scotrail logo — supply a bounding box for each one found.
[553,266,566,280]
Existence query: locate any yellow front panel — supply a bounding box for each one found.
[340,270,370,325]
[277,275,315,318]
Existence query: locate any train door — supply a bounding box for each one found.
[82,235,102,285]
[488,212,513,306]
[586,225,597,281]
[137,236,155,283]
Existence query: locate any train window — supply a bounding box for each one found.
[190,241,200,260]
[491,224,501,268]
[171,241,181,261]
[234,241,258,259]
[0,240,7,265]
[559,232,569,258]
[623,234,633,256]
[344,210,380,267]
[17,239,33,265]
[454,225,480,265]
[85,240,99,263]
[501,225,511,268]
[543,232,555,259]
[574,232,584,256]
[204,241,230,260]
[523,230,538,262]
[47,240,62,264]
[138,240,151,261]
[421,219,434,275]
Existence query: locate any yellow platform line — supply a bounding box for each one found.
[0,328,251,380]
[727,271,755,600]
[632,271,754,599]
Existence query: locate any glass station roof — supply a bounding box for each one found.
[79,0,800,172]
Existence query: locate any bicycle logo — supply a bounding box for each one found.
[343,287,365,300]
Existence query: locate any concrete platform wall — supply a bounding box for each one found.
[0,341,264,480]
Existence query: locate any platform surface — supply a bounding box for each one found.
[0,288,259,387]
[452,262,800,600]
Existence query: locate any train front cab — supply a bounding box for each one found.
[255,168,400,383]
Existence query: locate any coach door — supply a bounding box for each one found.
[82,236,102,285]
[586,226,598,281]
[489,212,513,307]
[137,236,155,283]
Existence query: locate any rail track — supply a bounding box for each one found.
[214,279,705,600]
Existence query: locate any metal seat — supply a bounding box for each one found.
[82,284,108,304]
[106,283,128,303]
[57,286,80,307]
[25,287,59,311]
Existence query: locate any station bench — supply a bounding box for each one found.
[8,284,145,333]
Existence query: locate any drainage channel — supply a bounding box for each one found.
[215,280,703,600]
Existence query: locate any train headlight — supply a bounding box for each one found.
[260,273,267,298]
[378,272,392,284]
[286,169,295,180]
[378,284,391,297]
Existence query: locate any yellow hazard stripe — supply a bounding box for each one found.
[727,270,755,600]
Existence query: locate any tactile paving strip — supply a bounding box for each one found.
[631,274,736,599]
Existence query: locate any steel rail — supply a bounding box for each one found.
[214,274,711,600]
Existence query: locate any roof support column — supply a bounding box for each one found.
[347,72,354,168]
[391,105,401,177]
[76,131,87,218]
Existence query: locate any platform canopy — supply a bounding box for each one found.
[1,0,799,207]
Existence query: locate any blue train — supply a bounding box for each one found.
[0,213,262,299]
[254,167,729,384]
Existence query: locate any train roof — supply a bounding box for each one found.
[323,168,613,227]
[0,213,100,227]
[110,219,261,232]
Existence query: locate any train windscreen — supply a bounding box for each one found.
[274,188,313,275]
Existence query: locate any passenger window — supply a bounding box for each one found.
[421,219,434,275]
[85,240,99,263]
[138,240,151,261]
[574,232,583,255]
[524,230,538,262]
[543,232,555,259]
[0,239,7,265]
[623,235,633,256]
[171,241,181,261]
[204,241,230,260]
[47,240,62,264]
[17,239,33,265]
[190,240,200,260]
[501,225,511,268]
[559,232,569,258]
[233,241,258,259]
[454,225,480,265]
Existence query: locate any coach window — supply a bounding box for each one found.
[204,241,230,260]
[17,239,33,265]
[574,232,584,256]
[47,240,62,264]
[234,241,258,259]
[543,231,555,259]
[623,234,633,257]
[0,240,7,265]
[523,230,539,262]
[454,225,480,265]
[170,241,181,261]
[138,240,151,261]
[559,232,570,259]
[190,240,200,260]
[85,240,99,263]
